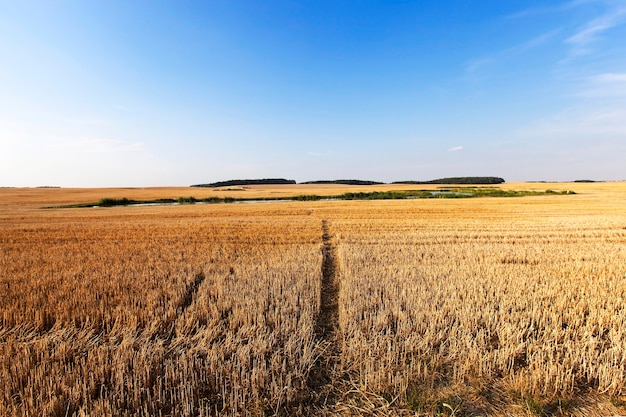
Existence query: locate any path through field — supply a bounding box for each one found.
[307,219,342,408]
[179,272,206,313]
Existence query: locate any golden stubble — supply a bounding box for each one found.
[1,182,626,416]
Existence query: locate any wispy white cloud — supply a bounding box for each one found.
[464,58,494,75]
[506,1,581,20]
[448,146,464,152]
[462,30,558,81]
[509,0,615,20]
[0,119,157,186]
[580,72,626,97]
[508,1,626,60]
[565,3,626,55]
[594,72,626,83]
[307,150,332,157]
[513,30,562,53]
[519,107,626,137]
[64,138,145,154]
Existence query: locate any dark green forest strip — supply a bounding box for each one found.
[300,179,385,185]
[191,178,296,187]
[191,176,505,187]
[393,176,505,185]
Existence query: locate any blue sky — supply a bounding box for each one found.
[1,1,625,186]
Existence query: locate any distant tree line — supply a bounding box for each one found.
[191,177,505,187]
[191,178,296,188]
[393,177,505,185]
[300,180,384,185]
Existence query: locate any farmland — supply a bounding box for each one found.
[1,182,626,416]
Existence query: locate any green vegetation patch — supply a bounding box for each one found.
[46,188,575,209]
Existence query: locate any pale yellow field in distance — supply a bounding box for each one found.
[1,182,626,416]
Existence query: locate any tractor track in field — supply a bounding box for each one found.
[178,272,206,315]
[305,219,343,409]
[156,271,207,343]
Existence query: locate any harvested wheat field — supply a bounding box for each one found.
[1,182,626,416]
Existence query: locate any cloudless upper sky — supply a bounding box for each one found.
[1,0,625,186]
